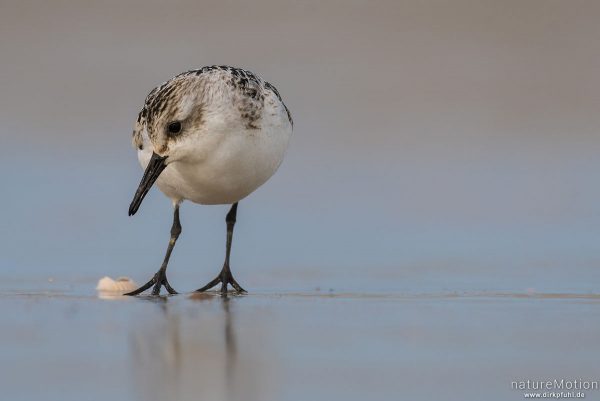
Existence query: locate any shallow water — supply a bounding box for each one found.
[1,279,599,401]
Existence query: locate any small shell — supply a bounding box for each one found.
[96,276,138,293]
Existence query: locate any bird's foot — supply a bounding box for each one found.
[124,269,178,296]
[195,265,246,294]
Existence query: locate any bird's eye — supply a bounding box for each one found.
[167,121,182,135]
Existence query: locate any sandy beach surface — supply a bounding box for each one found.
[1,277,599,401]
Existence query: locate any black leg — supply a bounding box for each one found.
[125,204,182,296]
[195,203,246,294]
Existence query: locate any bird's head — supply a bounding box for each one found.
[129,76,207,216]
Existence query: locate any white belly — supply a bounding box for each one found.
[138,124,291,205]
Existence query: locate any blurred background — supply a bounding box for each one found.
[2,2,600,401]
[1,0,600,292]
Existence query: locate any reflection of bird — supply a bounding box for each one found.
[125,66,293,296]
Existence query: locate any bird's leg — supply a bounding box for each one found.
[196,203,246,294]
[125,205,182,296]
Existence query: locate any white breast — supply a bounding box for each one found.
[138,92,292,205]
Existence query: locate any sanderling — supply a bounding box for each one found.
[125,65,293,296]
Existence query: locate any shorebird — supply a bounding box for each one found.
[125,65,293,296]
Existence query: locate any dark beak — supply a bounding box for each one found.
[128,152,168,216]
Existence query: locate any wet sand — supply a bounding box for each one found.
[1,279,599,401]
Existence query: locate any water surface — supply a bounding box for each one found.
[1,279,599,401]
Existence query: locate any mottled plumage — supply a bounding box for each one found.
[133,65,292,151]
